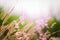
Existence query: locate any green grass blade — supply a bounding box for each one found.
[4,15,19,25]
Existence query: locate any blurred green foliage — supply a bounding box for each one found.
[4,15,19,25]
[42,17,60,40]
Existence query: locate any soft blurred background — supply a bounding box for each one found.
[0,0,60,40]
[0,0,60,20]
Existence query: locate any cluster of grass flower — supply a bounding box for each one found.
[0,7,60,40]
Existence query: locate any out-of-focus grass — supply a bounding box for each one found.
[0,7,60,40]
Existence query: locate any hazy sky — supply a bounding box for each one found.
[0,0,60,19]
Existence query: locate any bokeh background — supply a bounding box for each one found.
[0,0,60,40]
[0,0,60,20]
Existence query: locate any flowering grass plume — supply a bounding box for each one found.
[0,7,60,40]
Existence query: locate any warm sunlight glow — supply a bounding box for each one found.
[14,0,50,19]
[0,0,59,19]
